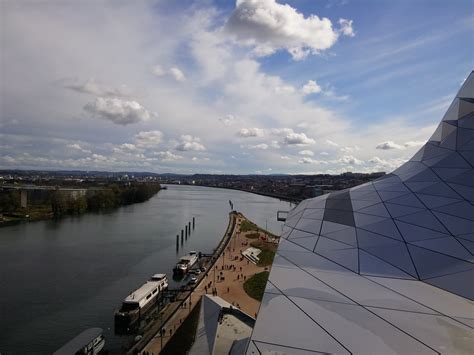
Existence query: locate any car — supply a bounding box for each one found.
[200,266,207,272]
[189,276,198,285]
[194,269,201,275]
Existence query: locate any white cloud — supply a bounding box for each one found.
[376,140,425,150]
[404,140,425,148]
[176,135,206,151]
[336,155,364,165]
[63,78,131,97]
[238,127,265,137]
[248,143,268,150]
[340,145,360,153]
[299,157,327,164]
[280,155,291,160]
[338,18,355,37]
[271,128,294,135]
[376,141,404,150]
[326,139,339,147]
[155,150,183,162]
[270,140,281,149]
[284,132,315,145]
[84,97,154,125]
[274,84,296,94]
[152,65,186,82]
[134,131,164,147]
[67,143,91,154]
[298,150,314,156]
[320,151,329,156]
[152,65,166,76]
[369,156,407,171]
[301,80,322,95]
[113,143,141,154]
[219,114,237,126]
[170,67,186,82]
[226,0,347,60]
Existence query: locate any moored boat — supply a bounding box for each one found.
[53,327,105,355]
[173,251,199,275]
[114,274,168,328]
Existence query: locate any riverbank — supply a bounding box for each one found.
[139,212,278,354]
[0,182,161,227]
[0,184,289,355]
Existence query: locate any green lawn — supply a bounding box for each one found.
[244,271,269,301]
[257,249,275,267]
[245,232,260,239]
[240,220,258,232]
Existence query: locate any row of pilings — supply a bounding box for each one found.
[176,216,195,252]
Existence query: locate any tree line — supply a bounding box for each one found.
[0,183,161,217]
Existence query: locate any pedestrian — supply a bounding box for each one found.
[237,274,240,280]
[227,287,230,293]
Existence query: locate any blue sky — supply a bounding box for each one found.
[1,0,472,174]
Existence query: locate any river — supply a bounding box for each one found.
[0,184,293,354]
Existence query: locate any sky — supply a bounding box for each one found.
[1,0,473,175]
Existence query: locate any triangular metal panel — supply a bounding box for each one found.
[359,218,403,240]
[441,98,460,122]
[396,210,449,234]
[395,220,451,242]
[407,244,474,279]
[384,203,425,218]
[359,250,415,279]
[411,237,473,261]
[314,236,359,272]
[432,211,474,235]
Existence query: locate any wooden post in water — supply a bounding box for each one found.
[188,221,191,234]
[176,234,179,252]
[193,217,195,229]
[185,225,188,239]
[181,229,184,245]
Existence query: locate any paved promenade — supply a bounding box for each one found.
[140,212,271,354]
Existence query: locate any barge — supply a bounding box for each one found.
[53,327,105,355]
[115,274,168,328]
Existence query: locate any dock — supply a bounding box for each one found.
[127,212,239,354]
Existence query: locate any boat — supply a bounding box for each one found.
[173,251,199,275]
[53,327,105,355]
[114,274,168,327]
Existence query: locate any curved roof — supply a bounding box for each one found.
[247,72,474,354]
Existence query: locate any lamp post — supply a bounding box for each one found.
[160,311,163,350]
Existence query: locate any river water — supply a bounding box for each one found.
[0,185,293,354]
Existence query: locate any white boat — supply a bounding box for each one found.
[53,327,105,355]
[174,251,199,274]
[115,274,168,327]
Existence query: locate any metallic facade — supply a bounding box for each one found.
[247,72,474,354]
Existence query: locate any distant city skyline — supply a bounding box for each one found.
[1,0,472,174]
